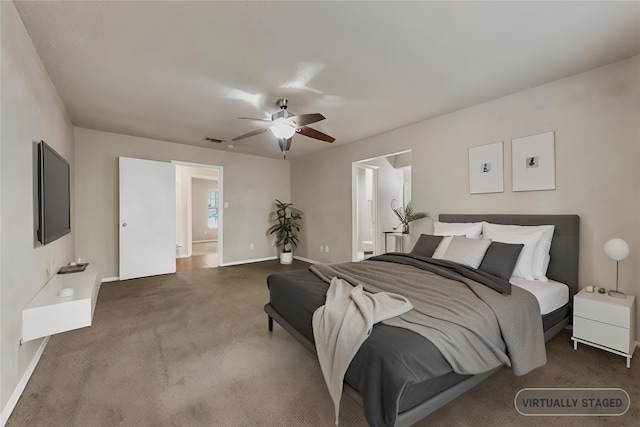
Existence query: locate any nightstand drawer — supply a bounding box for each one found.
[573,316,631,353]
[574,295,630,327]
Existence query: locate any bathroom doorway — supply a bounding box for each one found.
[353,165,378,261]
[352,151,411,261]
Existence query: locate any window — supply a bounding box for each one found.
[208,190,219,228]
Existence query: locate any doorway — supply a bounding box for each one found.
[352,151,411,261]
[174,162,223,271]
[353,165,378,261]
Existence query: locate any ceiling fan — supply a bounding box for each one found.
[232,98,335,158]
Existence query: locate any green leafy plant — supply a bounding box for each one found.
[267,199,303,253]
[392,202,429,233]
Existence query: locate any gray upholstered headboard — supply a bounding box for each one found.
[439,214,580,296]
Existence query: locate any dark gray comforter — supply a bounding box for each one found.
[267,268,461,427]
[311,254,546,376]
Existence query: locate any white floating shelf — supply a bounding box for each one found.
[22,263,102,342]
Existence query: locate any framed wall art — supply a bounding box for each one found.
[468,141,504,194]
[512,131,555,192]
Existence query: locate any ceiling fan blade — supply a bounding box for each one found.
[232,127,270,141]
[286,113,325,127]
[238,117,272,122]
[296,126,335,143]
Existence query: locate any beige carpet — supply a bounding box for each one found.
[7,260,639,426]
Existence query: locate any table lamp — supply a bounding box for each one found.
[604,238,629,299]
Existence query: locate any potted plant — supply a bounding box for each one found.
[267,199,303,264]
[391,201,429,234]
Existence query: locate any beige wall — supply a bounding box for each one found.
[74,127,290,278]
[1,1,75,415]
[292,56,640,340]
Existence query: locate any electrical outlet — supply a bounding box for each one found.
[249,243,254,250]
[325,246,330,253]
[320,245,324,253]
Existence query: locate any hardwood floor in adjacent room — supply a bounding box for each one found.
[176,241,218,271]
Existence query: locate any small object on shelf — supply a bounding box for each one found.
[585,285,594,293]
[598,287,606,294]
[58,263,89,274]
[58,287,74,298]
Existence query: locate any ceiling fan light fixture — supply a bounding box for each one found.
[232,99,334,148]
[270,122,296,139]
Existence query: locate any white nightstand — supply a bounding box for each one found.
[572,289,636,368]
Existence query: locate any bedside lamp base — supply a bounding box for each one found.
[608,290,627,299]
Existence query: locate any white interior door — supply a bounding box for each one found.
[119,157,176,280]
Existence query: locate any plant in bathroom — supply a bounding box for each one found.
[267,199,303,264]
[391,201,429,234]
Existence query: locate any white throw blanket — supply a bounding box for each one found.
[312,277,412,425]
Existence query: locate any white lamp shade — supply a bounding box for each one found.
[604,238,630,261]
[270,122,296,139]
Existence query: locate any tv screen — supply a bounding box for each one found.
[37,141,71,245]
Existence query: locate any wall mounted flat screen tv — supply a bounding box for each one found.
[37,140,71,245]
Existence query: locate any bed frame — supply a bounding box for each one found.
[265,213,580,426]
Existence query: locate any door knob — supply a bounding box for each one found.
[122,223,127,227]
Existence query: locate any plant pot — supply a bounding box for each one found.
[280,251,293,265]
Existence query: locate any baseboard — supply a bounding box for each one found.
[220,256,277,267]
[1,336,50,427]
[293,256,320,264]
[101,277,120,283]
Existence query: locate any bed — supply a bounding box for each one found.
[264,214,579,426]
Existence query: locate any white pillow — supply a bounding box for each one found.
[433,221,483,238]
[482,226,543,280]
[482,223,554,281]
[432,236,453,259]
[442,236,492,268]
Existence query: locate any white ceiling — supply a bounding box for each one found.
[14,1,640,159]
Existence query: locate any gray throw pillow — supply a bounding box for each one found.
[410,234,444,258]
[442,236,492,268]
[478,242,524,280]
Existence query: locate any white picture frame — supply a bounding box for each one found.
[512,131,555,192]
[468,141,504,194]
